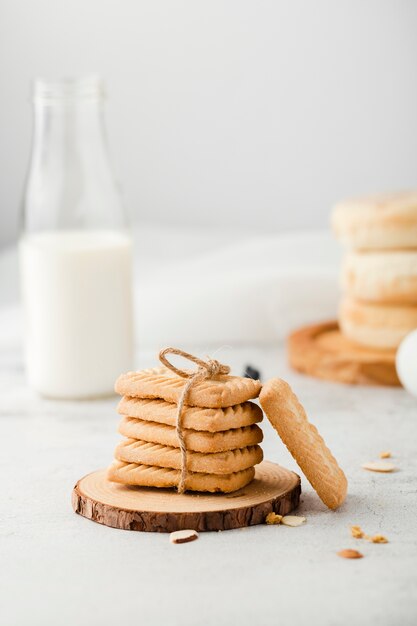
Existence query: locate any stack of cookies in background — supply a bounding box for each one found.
[108,366,263,493]
[332,191,417,349]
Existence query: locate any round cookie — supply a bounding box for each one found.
[108,460,255,493]
[259,378,347,510]
[115,438,263,474]
[342,250,417,304]
[332,190,417,250]
[339,297,417,349]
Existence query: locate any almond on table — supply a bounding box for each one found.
[362,461,396,473]
[169,529,199,544]
[281,515,306,527]
[379,451,391,459]
[337,549,363,559]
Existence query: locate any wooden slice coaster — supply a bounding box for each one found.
[72,461,301,533]
[288,320,400,386]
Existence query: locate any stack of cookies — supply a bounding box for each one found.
[332,191,417,349]
[108,366,263,493]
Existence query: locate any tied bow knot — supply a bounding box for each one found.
[159,348,230,380]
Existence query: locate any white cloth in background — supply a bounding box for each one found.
[136,230,341,347]
[0,228,341,350]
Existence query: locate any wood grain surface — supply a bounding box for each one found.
[72,461,301,532]
[288,320,400,386]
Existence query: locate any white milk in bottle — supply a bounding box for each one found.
[20,231,133,398]
[20,77,134,398]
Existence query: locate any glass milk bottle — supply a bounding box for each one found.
[20,76,134,399]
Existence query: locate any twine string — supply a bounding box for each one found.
[159,347,230,493]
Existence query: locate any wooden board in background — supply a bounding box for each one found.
[289,320,400,387]
[72,461,301,533]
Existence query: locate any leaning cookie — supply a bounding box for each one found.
[115,367,261,408]
[108,460,255,493]
[342,250,417,304]
[332,190,417,250]
[339,297,417,349]
[260,378,347,510]
[115,438,263,474]
[118,397,263,432]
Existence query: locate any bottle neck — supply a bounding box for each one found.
[31,76,108,168]
[23,77,127,234]
[31,97,108,172]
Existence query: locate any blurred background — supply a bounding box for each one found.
[1,0,417,248]
[1,6,417,623]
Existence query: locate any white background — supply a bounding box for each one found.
[1,0,417,247]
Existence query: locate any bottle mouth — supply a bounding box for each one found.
[32,75,105,102]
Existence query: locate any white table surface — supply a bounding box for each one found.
[1,231,417,626]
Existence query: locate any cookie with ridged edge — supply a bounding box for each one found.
[118,417,263,453]
[115,438,263,474]
[107,461,255,493]
[115,366,261,408]
[259,378,347,510]
[118,397,263,432]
